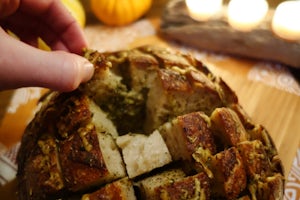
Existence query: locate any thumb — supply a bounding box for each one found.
[0,29,94,91]
[33,51,95,91]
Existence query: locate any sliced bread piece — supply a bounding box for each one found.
[159,112,216,161]
[116,131,172,178]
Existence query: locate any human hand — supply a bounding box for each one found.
[0,0,94,91]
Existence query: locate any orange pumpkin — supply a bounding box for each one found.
[90,0,153,26]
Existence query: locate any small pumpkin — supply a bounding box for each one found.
[90,0,153,26]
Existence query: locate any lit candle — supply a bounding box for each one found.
[186,0,223,21]
[272,1,300,41]
[227,0,269,32]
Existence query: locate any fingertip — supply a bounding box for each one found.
[52,52,94,92]
[81,60,94,83]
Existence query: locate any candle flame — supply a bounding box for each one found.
[227,0,269,31]
[186,0,223,21]
[272,1,300,40]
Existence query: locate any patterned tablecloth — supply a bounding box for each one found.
[0,16,300,199]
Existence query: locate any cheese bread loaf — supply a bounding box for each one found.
[17,46,284,200]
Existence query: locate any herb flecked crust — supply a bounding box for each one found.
[17,46,284,200]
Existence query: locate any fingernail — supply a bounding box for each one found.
[82,61,94,82]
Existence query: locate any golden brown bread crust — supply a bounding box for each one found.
[17,45,284,200]
[211,147,247,199]
[159,111,216,162]
[18,134,64,200]
[17,92,66,200]
[17,91,125,199]
[156,172,211,200]
[58,126,109,192]
[137,168,186,199]
[237,140,272,180]
[82,178,136,200]
[211,107,248,147]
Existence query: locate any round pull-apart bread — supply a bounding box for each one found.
[17,46,284,200]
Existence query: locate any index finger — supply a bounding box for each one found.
[0,0,20,18]
[19,0,87,54]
